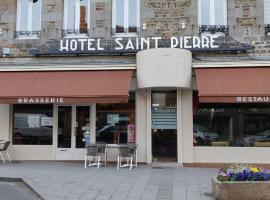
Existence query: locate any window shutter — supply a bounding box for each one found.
[265,0,270,24]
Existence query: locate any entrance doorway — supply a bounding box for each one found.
[55,105,90,160]
[151,91,177,162]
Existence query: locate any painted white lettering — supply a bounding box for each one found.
[60,98,64,103]
[78,39,87,51]
[97,39,104,50]
[170,37,178,48]
[70,39,78,51]
[210,36,219,48]
[152,37,162,48]
[125,39,135,50]
[193,36,201,48]
[60,40,69,51]
[115,38,124,50]
[184,36,192,48]
[201,36,210,48]
[179,37,183,48]
[236,97,242,102]
[87,39,95,51]
[141,37,150,49]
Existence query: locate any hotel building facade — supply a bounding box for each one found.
[1,0,270,165]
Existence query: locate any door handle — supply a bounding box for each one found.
[60,149,67,152]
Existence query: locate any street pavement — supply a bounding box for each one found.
[0,161,217,200]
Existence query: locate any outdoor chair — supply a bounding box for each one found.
[84,144,106,169]
[0,141,11,164]
[117,144,137,170]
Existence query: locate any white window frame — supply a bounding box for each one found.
[63,0,90,38]
[112,0,140,36]
[16,0,42,39]
[198,0,227,25]
[264,0,270,25]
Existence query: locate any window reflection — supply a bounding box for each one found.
[20,0,29,31]
[66,0,76,30]
[116,0,125,33]
[96,93,135,144]
[193,92,270,147]
[13,105,53,145]
[80,0,88,33]
[32,0,41,31]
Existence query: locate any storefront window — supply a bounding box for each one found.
[96,92,135,144]
[193,92,270,147]
[13,104,53,145]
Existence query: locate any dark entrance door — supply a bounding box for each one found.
[151,91,177,162]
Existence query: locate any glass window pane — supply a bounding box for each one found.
[66,0,76,30]
[193,92,270,147]
[128,0,137,32]
[19,0,29,31]
[13,105,53,145]
[116,0,125,33]
[58,106,72,148]
[200,0,210,25]
[214,0,226,25]
[96,93,135,144]
[32,0,41,31]
[80,0,88,33]
[76,106,90,148]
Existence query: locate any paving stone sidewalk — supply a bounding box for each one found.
[0,161,217,200]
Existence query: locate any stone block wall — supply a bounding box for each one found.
[0,0,269,58]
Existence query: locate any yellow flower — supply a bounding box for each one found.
[251,167,259,173]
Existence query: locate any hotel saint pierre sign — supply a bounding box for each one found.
[30,36,253,56]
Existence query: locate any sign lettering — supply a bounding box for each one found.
[59,36,219,52]
[18,97,64,104]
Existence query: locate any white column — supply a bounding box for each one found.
[177,89,183,164]
[52,104,58,160]
[90,103,96,144]
[0,105,10,141]
[135,90,148,163]
[146,89,152,164]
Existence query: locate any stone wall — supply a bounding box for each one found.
[0,0,269,58]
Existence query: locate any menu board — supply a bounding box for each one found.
[28,115,40,128]
[128,124,136,143]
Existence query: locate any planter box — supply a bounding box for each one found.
[212,177,270,200]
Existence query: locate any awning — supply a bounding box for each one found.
[195,67,270,103]
[0,70,133,104]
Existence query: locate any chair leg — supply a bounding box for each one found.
[130,157,133,171]
[0,152,5,164]
[97,156,101,169]
[117,156,120,170]
[84,156,87,168]
[6,151,11,162]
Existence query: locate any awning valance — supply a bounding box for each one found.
[195,67,270,103]
[0,70,133,104]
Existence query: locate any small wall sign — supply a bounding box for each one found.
[236,96,270,103]
[18,97,64,104]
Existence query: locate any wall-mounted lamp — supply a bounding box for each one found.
[181,21,186,29]
[142,23,147,30]
[0,28,2,36]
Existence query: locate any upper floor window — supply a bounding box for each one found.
[16,0,41,39]
[198,0,228,36]
[264,0,270,35]
[112,0,140,36]
[63,0,90,37]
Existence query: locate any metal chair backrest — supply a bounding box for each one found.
[0,141,10,151]
[86,145,98,156]
[97,143,106,154]
[119,146,130,157]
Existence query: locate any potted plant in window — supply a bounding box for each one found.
[213,164,270,200]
